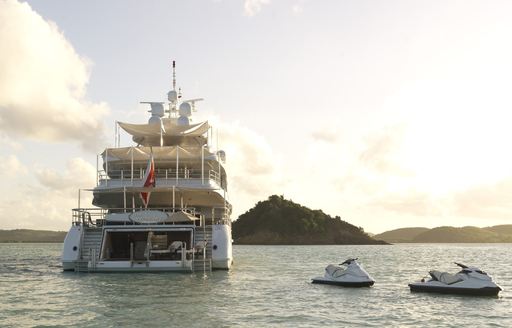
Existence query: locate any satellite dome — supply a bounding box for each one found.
[177,116,190,126]
[149,103,165,117]
[148,116,162,125]
[179,102,192,117]
[168,90,178,103]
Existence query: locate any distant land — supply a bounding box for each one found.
[374,225,512,243]
[0,229,66,243]
[233,195,387,245]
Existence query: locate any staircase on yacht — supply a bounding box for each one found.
[62,62,232,273]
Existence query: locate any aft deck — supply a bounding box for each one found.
[63,207,220,273]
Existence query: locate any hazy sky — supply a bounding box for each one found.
[1,0,512,233]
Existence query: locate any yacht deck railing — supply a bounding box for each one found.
[98,168,221,186]
[72,207,231,227]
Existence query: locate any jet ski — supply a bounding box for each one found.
[409,262,502,296]
[311,258,375,287]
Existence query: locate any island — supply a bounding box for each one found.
[233,195,387,245]
[374,225,512,243]
[0,229,67,243]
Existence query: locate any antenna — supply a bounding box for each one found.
[167,61,179,117]
[172,60,176,91]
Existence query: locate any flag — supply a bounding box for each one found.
[140,153,155,208]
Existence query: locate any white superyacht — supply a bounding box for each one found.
[62,62,233,272]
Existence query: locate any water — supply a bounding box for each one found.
[1,244,511,327]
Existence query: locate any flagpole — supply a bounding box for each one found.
[130,146,134,186]
[176,146,179,184]
[201,145,204,185]
[105,149,108,187]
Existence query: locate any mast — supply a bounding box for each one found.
[168,60,178,118]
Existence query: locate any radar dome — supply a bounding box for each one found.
[149,103,165,117]
[177,116,190,126]
[148,116,162,125]
[168,90,178,103]
[179,102,192,117]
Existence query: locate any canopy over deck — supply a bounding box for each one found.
[118,120,209,138]
[102,146,217,162]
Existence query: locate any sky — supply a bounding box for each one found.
[1,0,512,233]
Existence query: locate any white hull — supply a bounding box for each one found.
[62,223,232,272]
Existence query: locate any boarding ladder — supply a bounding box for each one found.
[192,225,213,273]
[75,227,103,272]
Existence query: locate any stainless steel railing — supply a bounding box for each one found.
[98,168,221,185]
[72,206,231,227]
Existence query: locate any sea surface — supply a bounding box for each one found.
[0,243,511,327]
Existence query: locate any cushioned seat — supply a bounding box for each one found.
[326,264,347,278]
[429,270,463,285]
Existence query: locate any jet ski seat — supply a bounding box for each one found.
[429,270,463,285]
[326,264,347,278]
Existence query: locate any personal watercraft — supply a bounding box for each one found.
[311,258,375,287]
[409,262,502,296]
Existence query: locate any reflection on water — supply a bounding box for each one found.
[0,243,511,327]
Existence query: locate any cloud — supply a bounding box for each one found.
[0,133,22,151]
[0,154,27,176]
[452,178,512,220]
[244,0,270,16]
[311,130,338,143]
[0,157,96,230]
[35,157,96,193]
[214,119,284,216]
[292,5,303,15]
[358,125,409,175]
[291,1,305,16]
[368,190,445,217]
[0,0,108,152]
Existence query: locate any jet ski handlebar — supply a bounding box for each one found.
[340,258,358,265]
[454,262,468,269]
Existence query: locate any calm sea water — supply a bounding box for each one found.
[0,243,511,327]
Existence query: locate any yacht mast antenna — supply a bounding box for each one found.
[167,60,179,118]
[172,60,176,91]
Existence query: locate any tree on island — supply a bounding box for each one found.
[233,195,386,245]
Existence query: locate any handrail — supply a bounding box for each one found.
[71,206,231,227]
[98,168,221,184]
[72,206,200,226]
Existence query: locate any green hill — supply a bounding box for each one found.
[374,227,429,243]
[233,195,387,245]
[484,225,512,236]
[0,229,67,243]
[375,225,512,243]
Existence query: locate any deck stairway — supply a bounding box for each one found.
[75,227,103,272]
[193,226,213,272]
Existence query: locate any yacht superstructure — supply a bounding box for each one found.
[62,62,233,272]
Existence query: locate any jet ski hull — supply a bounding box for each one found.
[312,278,374,287]
[409,284,501,296]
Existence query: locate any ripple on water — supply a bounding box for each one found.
[1,243,512,327]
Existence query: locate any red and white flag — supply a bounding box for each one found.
[140,153,155,208]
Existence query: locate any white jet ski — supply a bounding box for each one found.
[409,262,502,296]
[311,258,375,287]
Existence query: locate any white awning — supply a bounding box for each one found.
[118,120,209,138]
[102,146,217,162]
